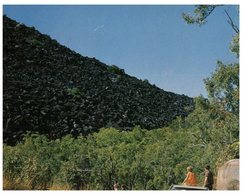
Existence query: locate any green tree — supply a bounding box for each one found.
[204,61,239,115]
[87,128,121,190]
[20,134,60,189]
[182,5,221,25]
[53,135,91,190]
[182,5,239,146]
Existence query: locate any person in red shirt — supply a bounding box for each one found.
[182,166,197,186]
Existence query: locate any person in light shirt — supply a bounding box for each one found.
[113,180,119,190]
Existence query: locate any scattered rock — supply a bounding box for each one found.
[3,15,194,144]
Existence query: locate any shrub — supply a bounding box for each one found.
[3,145,26,189]
[67,87,81,98]
[107,65,125,75]
[216,141,239,168]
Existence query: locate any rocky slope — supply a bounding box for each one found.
[3,15,194,144]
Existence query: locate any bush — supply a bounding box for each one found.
[216,141,239,168]
[107,64,125,75]
[3,145,26,189]
[67,87,81,98]
[3,126,239,190]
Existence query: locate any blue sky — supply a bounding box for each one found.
[3,5,239,97]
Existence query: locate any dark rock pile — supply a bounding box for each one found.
[3,15,194,144]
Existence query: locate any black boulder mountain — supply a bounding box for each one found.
[3,15,194,144]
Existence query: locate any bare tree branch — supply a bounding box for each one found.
[224,10,239,34]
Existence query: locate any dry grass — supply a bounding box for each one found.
[3,178,31,190]
[3,178,72,190]
[48,184,70,190]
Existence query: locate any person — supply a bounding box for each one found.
[121,184,126,190]
[113,180,119,190]
[182,166,197,186]
[203,165,214,190]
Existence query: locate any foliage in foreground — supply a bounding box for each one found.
[3,98,239,190]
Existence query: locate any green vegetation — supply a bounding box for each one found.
[3,97,239,190]
[67,87,81,98]
[107,64,125,75]
[182,5,222,25]
[26,38,44,46]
